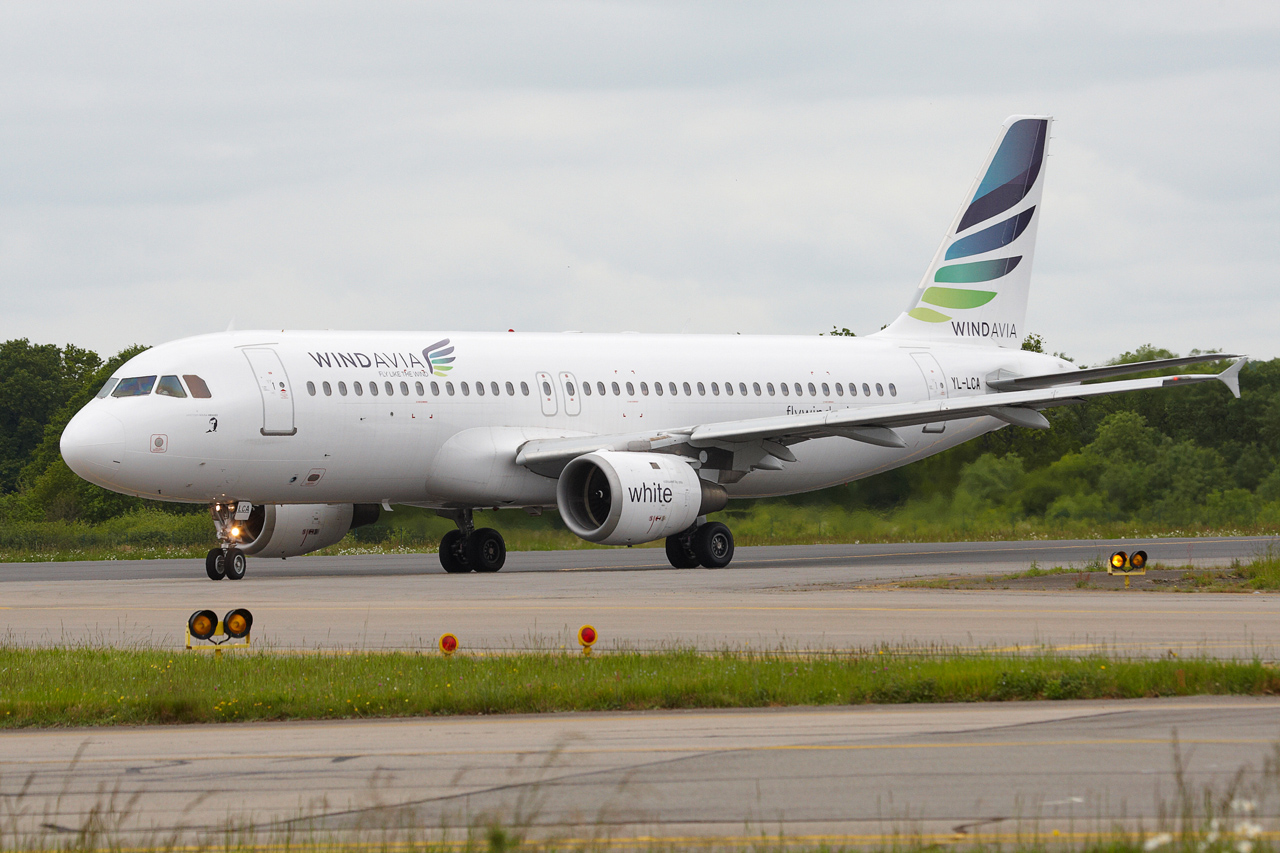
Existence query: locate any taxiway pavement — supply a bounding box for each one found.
[0,538,1276,654]
[6,697,1279,843]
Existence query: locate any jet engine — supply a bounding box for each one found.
[556,451,728,546]
[232,503,380,559]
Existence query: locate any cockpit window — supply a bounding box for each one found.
[95,378,119,399]
[156,375,187,398]
[112,376,156,397]
[183,375,212,398]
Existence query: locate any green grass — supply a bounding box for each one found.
[0,647,1276,729]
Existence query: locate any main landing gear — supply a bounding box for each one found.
[664,521,735,569]
[438,509,506,573]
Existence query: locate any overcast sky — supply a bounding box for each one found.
[1,2,1277,365]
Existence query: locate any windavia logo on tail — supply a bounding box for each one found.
[878,116,1050,345]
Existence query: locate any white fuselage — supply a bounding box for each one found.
[60,330,1074,509]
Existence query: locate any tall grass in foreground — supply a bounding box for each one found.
[0,647,1276,728]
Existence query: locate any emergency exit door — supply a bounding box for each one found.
[243,347,297,436]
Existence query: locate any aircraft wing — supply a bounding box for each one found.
[515,358,1246,477]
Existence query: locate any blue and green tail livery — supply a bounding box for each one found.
[879,115,1051,346]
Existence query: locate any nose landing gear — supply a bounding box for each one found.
[206,502,249,581]
[437,509,507,573]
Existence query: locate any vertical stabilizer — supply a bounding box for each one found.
[877,115,1052,347]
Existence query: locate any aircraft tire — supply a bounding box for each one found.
[665,532,700,569]
[468,528,506,572]
[205,548,226,581]
[221,548,247,580]
[693,522,734,569]
[439,529,469,573]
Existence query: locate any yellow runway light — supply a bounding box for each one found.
[1110,551,1127,569]
[188,610,218,641]
[1130,550,1147,569]
[223,608,253,638]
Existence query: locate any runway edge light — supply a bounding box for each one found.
[578,624,597,656]
[439,633,458,656]
[185,607,253,653]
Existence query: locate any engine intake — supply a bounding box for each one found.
[234,503,380,559]
[556,451,727,546]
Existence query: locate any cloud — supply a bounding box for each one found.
[0,1,1276,364]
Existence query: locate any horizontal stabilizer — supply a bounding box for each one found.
[987,353,1243,392]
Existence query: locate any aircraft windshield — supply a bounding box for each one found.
[183,375,212,398]
[111,376,156,397]
[155,375,187,398]
[95,378,118,398]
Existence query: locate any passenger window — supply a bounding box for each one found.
[795,383,804,396]
[684,382,692,396]
[354,382,364,397]
[370,382,380,396]
[739,382,748,396]
[430,381,439,395]
[821,382,830,397]
[339,381,348,396]
[305,381,316,397]
[400,381,409,396]
[654,382,663,396]
[808,382,816,396]
[112,376,156,397]
[96,378,119,398]
[157,375,188,398]
[383,381,393,396]
[323,381,333,396]
[520,381,529,396]
[446,382,455,396]
[507,381,516,396]
[767,382,776,396]
[889,383,897,397]
[711,382,720,396]
[753,382,762,396]
[183,375,212,398]
[876,383,884,396]
[565,381,576,397]
[780,382,789,396]
[415,381,424,396]
[835,382,843,397]
[862,383,871,396]
[850,383,858,396]
[596,382,605,396]
[611,381,621,396]
[475,382,485,396]
[696,382,705,396]
[541,381,551,396]
[460,382,469,396]
[491,381,500,396]
[725,382,733,396]
[582,382,592,396]
[670,382,679,396]
[626,381,635,396]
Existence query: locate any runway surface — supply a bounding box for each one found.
[6,697,1280,844]
[1,538,1277,654]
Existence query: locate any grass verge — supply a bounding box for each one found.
[1,647,1277,729]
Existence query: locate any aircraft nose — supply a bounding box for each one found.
[60,407,126,486]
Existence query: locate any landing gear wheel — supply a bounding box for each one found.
[468,528,506,572]
[665,531,700,569]
[205,548,226,581]
[220,548,247,580]
[439,529,469,573]
[693,522,734,569]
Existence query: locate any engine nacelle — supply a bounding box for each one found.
[234,503,380,559]
[556,451,727,546]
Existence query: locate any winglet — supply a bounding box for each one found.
[1218,357,1247,399]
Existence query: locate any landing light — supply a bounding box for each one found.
[229,526,241,539]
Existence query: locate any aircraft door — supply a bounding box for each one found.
[558,372,581,416]
[910,352,949,434]
[535,372,557,416]
[243,347,298,436]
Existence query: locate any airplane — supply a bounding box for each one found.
[59,115,1245,580]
